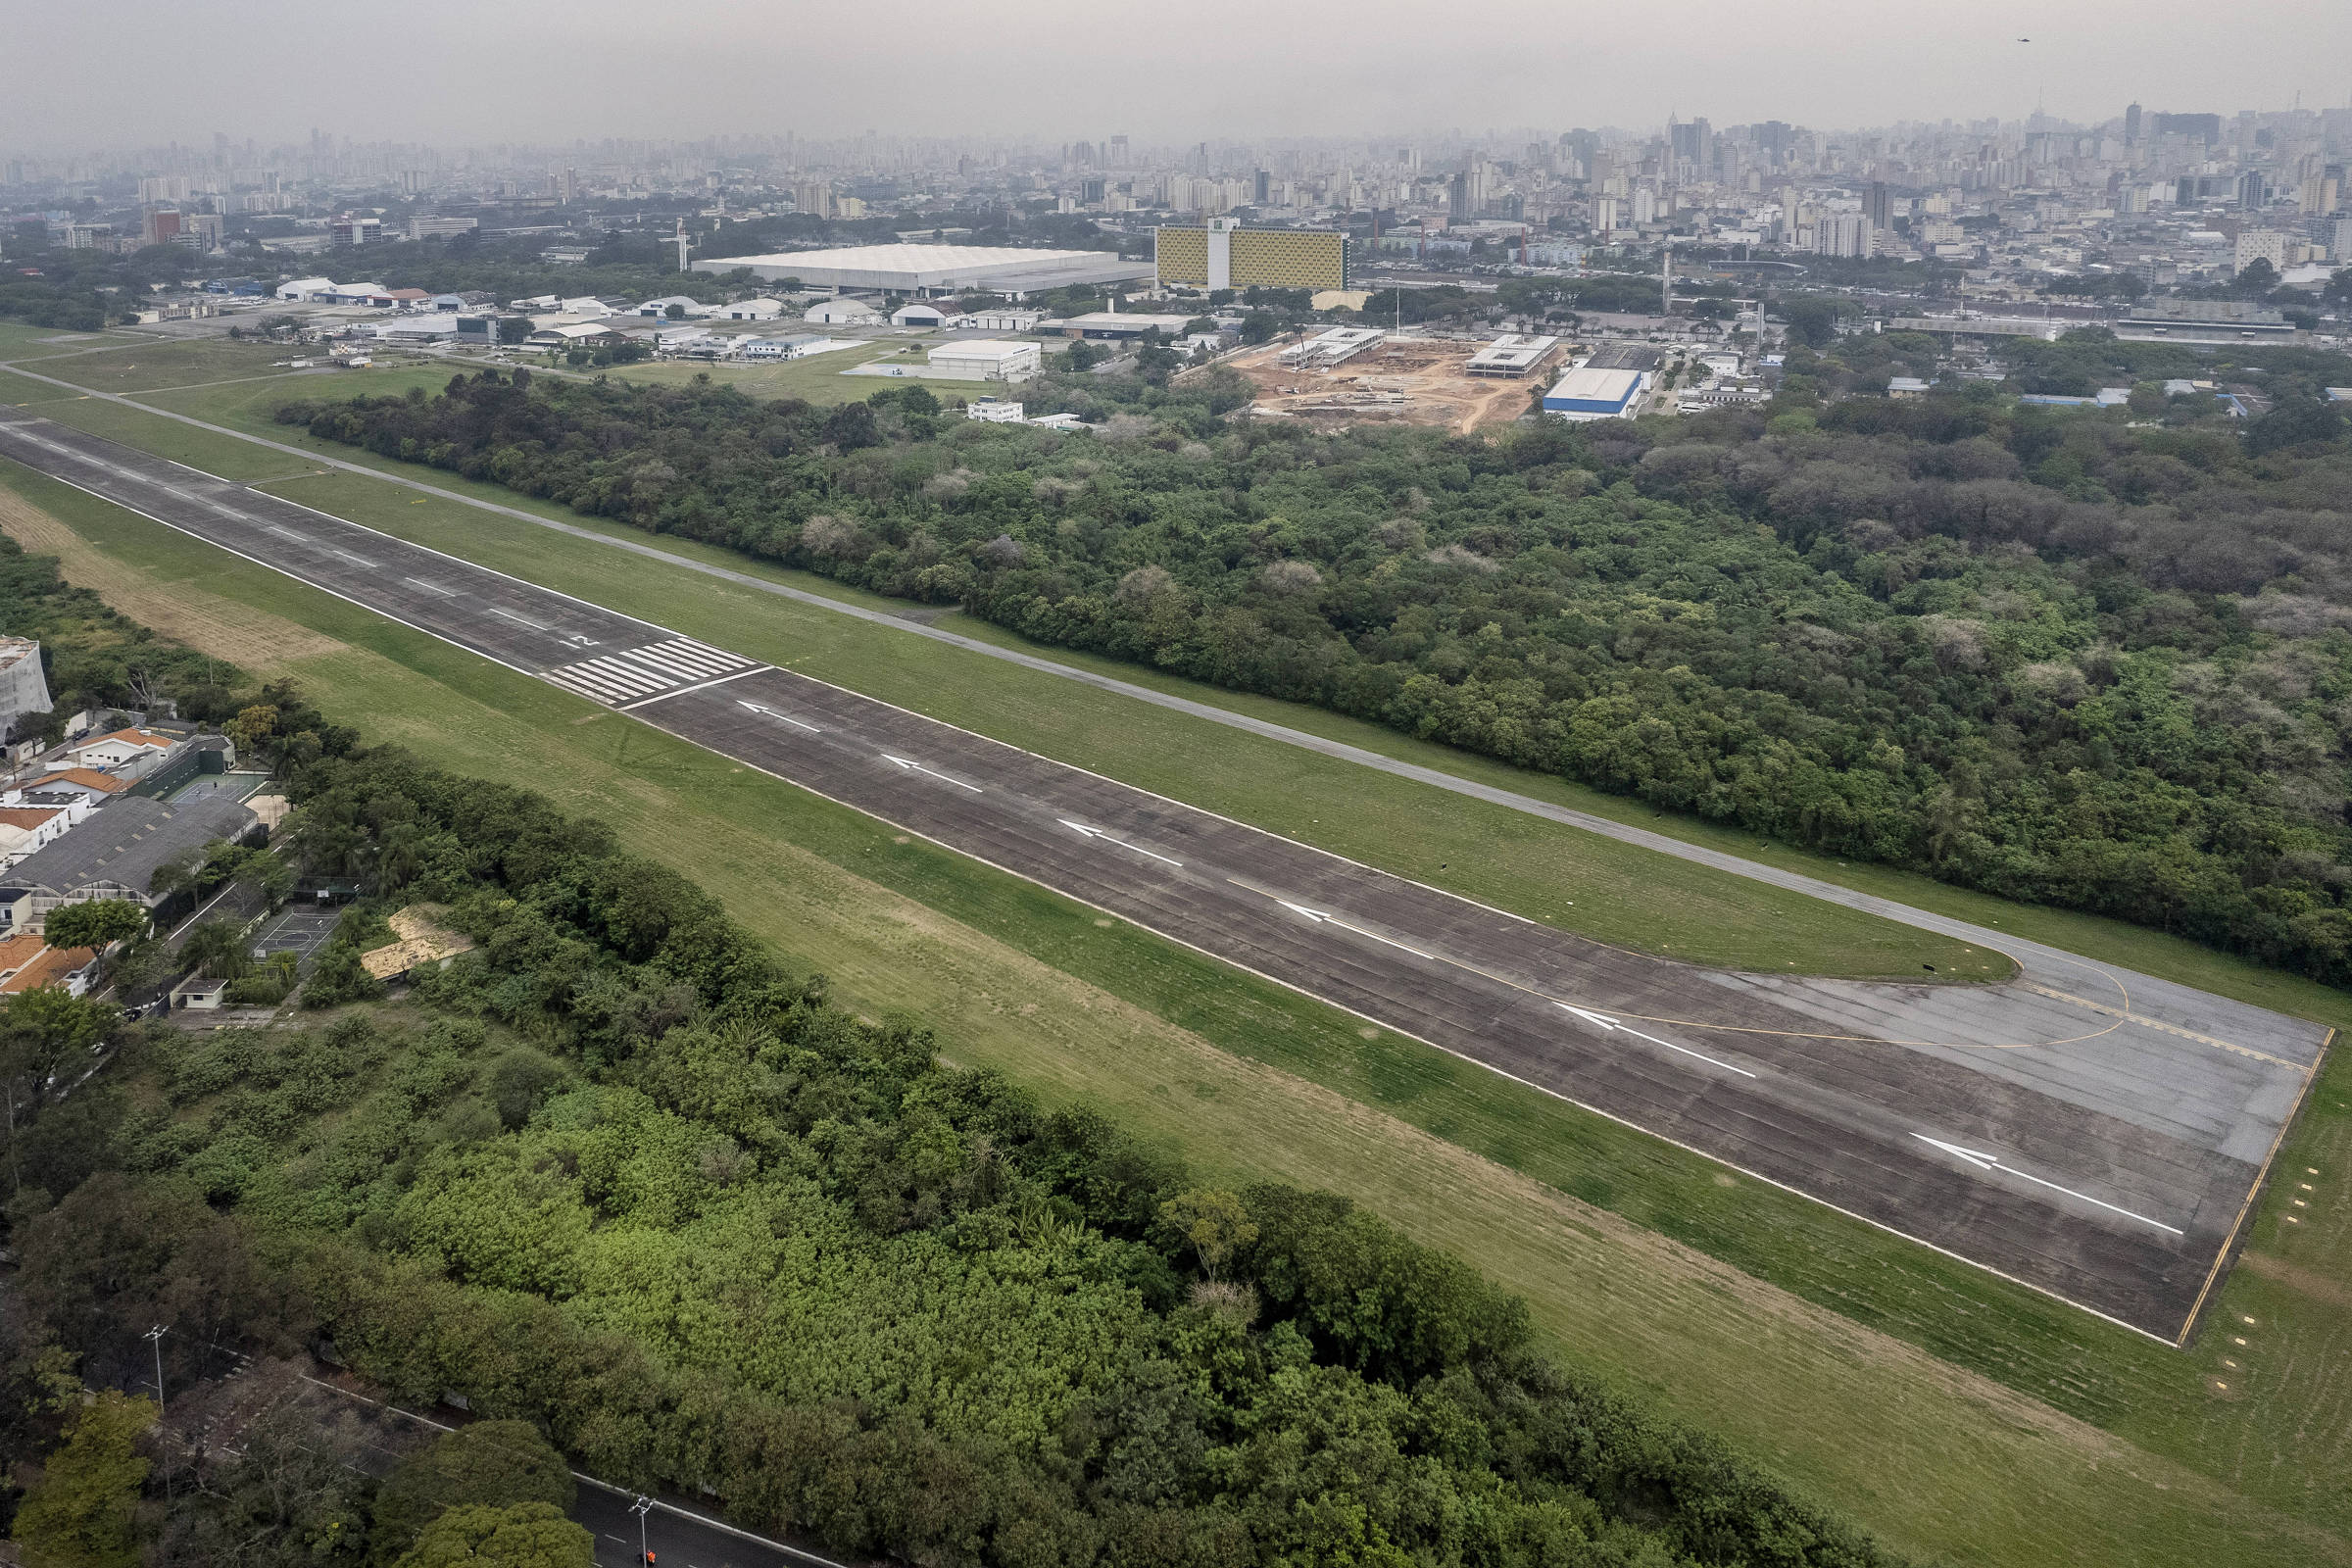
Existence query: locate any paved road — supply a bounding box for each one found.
[0,405,2329,1344]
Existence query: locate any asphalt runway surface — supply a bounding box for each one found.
[0,405,2330,1344]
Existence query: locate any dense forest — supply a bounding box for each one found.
[1,701,1897,1566]
[280,341,2352,983]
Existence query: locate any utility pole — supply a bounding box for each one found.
[631,1494,655,1564]
[144,1324,171,1495]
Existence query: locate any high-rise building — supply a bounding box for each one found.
[1813,212,1873,259]
[2124,102,2143,142]
[140,207,181,246]
[1447,170,1469,223]
[2232,229,2288,275]
[1154,218,1346,291]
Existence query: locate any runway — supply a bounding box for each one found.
[0,405,2328,1344]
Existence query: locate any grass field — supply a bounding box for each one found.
[9,334,311,393]
[596,337,1004,403]
[5,460,2350,1568]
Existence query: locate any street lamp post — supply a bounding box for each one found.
[143,1324,170,1495]
[630,1494,655,1564]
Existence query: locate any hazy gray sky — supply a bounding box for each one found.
[9,0,2350,152]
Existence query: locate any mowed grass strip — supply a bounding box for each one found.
[6,462,2349,1568]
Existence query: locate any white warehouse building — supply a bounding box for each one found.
[928,339,1043,382]
[693,243,1152,297]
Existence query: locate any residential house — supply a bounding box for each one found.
[0,933,97,997]
[0,805,74,865]
[52,726,179,781]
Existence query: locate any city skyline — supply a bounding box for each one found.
[7,0,2350,152]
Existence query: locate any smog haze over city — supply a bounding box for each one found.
[7,0,2351,148]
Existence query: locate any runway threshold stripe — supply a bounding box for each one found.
[575,658,670,693]
[643,639,751,673]
[614,647,723,679]
[550,666,645,700]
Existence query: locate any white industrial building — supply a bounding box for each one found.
[805,297,884,325]
[275,277,335,301]
[1542,367,1646,420]
[1464,334,1561,377]
[694,243,1153,297]
[928,339,1043,381]
[892,301,969,328]
[716,298,787,320]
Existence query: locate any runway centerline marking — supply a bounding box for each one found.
[1242,881,1754,1079]
[1914,1134,2183,1234]
[1559,1004,1757,1078]
[405,576,457,596]
[738,699,820,732]
[882,754,983,792]
[488,608,552,631]
[1058,818,1183,867]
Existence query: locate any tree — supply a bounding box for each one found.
[2233,257,2279,295]
[42,901,148,952]
[1159,1189,1256,1281]
[11,1391,155,1568]
[819,401,878,451]
[662,303,685,319]
[147,1405,373,1568]
[374,822,424,894]
[179,919,252,983]
[227,704,281,755]
[391,1503,592,1568]
[1780,295,1843,348]
[369,1420,576,1565]
[1,987,114,1191]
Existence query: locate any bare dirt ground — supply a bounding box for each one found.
[1221,335,1568,433]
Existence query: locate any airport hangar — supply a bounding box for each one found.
[691,243,1153,298]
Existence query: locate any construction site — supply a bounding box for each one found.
[1216,331,1573,433]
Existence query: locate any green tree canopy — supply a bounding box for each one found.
[11,1391,155,1568]
[41,901,149,952]
[390,1503,591,1568]
[370,1420,575,1565]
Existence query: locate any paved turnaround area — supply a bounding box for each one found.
[0,406,2331,1345]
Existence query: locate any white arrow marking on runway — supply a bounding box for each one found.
[1913,1134,2182,1234]
[738,700,820,733]
[1557,1004,1757,1077]
[1277,901,1452,965]
[487,608,551,631]
[882,754,983,792]
[1057,818,1183,867]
